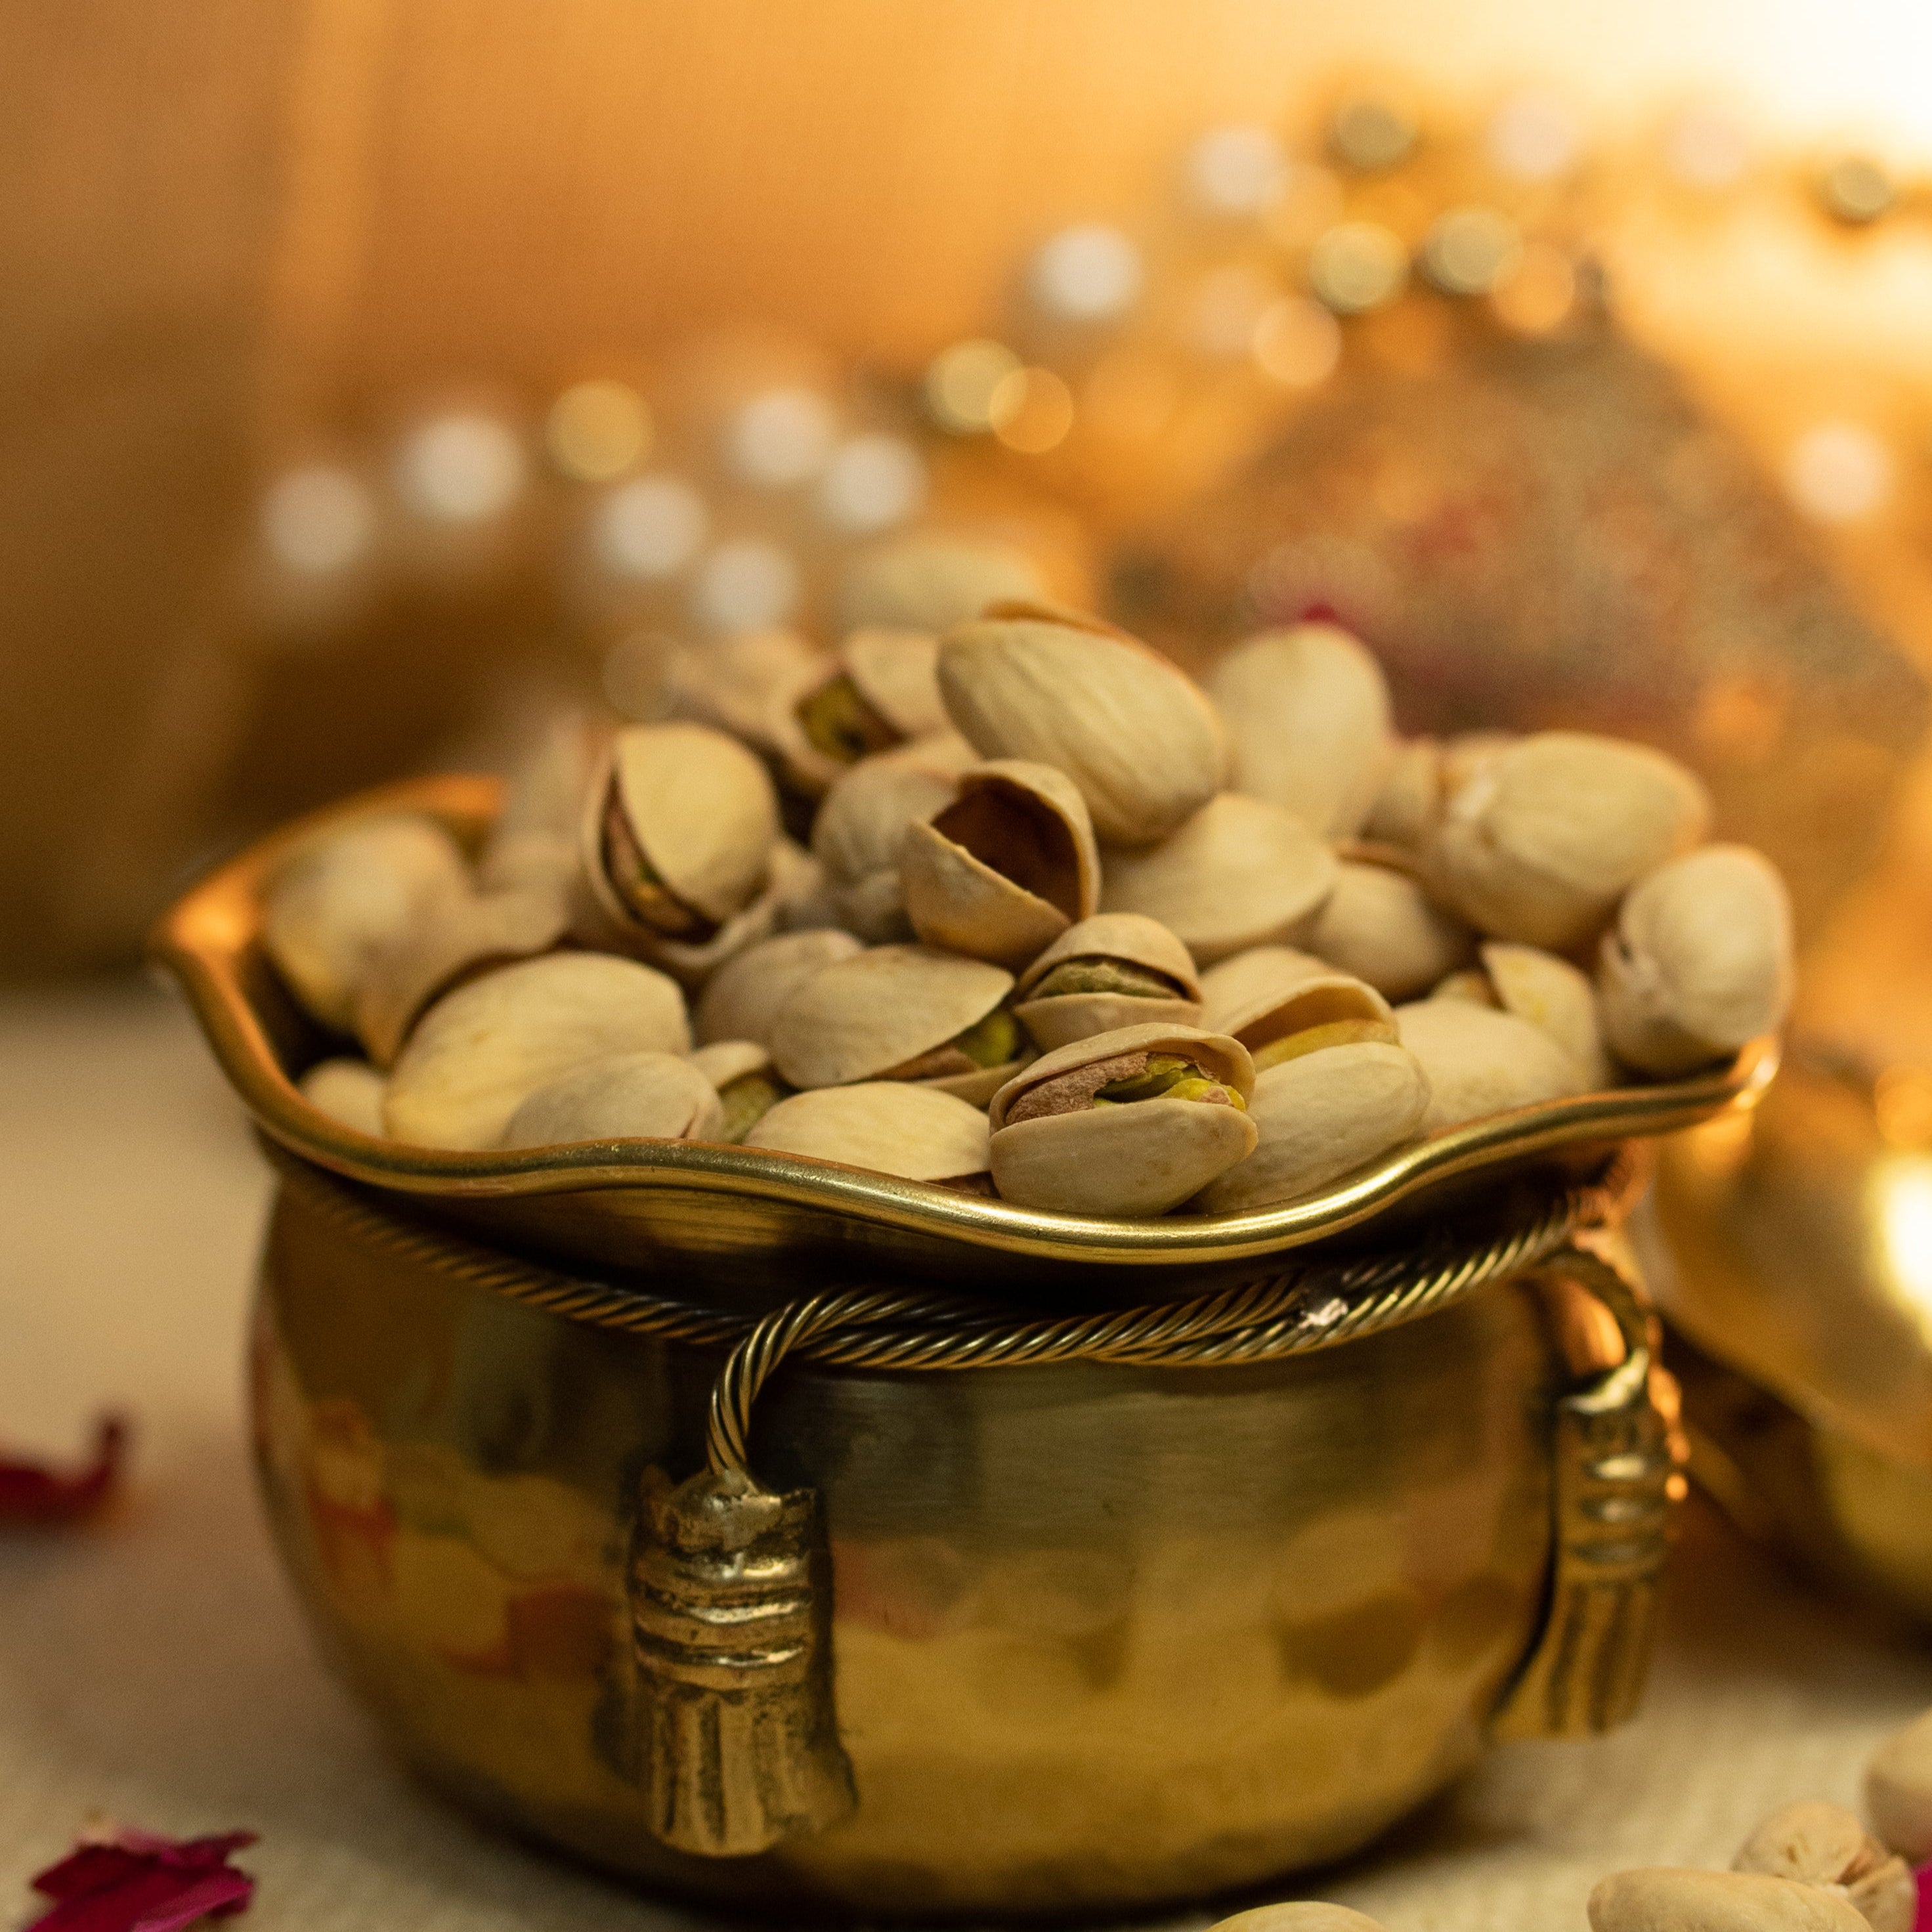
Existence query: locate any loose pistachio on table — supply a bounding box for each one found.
[687,1039,790,1141]
[501,1050,723,1149]
[901,758,1100,968]
[1306,849,1475,1002]
[1866,1707,1932,1863]
[1012,912,1203,1051]
[744,1081,993,1188]
[987,1022,1256,1216]
[1589,1868,1870,1932]
[1733,1800,1914,1932]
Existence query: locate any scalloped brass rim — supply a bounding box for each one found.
[151,774,1778,1270]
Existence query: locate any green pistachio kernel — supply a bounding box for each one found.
[1030,957,1185,1001]
[952,1003,1021,1069]
[795,673,903,764]
[601,787,715,940]
[1092,1053,1245,1110]
[718,1071,788,1142]
[1250,1018,1396,1072]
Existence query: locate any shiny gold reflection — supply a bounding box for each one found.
[546,380,652,483]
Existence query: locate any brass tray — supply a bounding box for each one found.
[154,774,1777,1300]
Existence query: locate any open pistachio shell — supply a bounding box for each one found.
[787,628,949,784]
[354,886,574,1067]
[687,1040,788,1141]
[661,626,832,758]
[901,758,1100,968]
[988,1021,1256,1216]
[297,1057,387,1137]
[1308,855,1476,1000]
[501,1050,723,1149]
[1199,945,1393,1063]
[602,838,815,988]
[769,943,1016,1090]
[811,737,972,942]
[1393,998,1588,1132]
[836,532,1046,635]
[1425,731,1711,949]
[1481,940,1615,1089]
[1193,1040,1431,1214]
[263,813,470,1033]
[1208,623,1392,838]
[694,928,864,1048]
[1102,793,1337,965]
[1363,733,1517,853]
[1598,844,1793,1077]
[1012,912,1203,1050]
[384,953,691,1150]
[1587,1869,1867,1932]
[744,1082,992,1185]
[938,610,1226,845]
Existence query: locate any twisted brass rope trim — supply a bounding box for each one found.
[269,1142,1639,1480]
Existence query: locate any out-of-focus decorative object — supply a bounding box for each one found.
[0,1416,129,1529]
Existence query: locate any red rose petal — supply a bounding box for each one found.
[26,1828,255,1932]
[0,1417,129,1527]
[1915,1860,1932,1932]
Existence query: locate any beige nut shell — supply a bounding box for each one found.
[770,944,1014,1089]
[744,1082,992,1182]
[1208,623,1392,838]
[1732,1800,1914,1932]
[1013,912,1203,1050]
[1394,998,1588,1132]
[695,928,864,1048]
[1598,844,1793,1077]
[901,758,1100,968]
[500,1050,724,1148]
[1309,856,1474,1000]
[1868,1709,1932,1863]
[1482,940,1616,1089]
[938,612,1226,845]
[687,1039,775,1089]
[1205,1906,1388,1932]
[1194,1041,1430,1214]
[1102,793,1338,965]
[1587,1868,1868,1932]
[987,1022,1257,1217]
[384,952,691,1151]
[661,626,831,757]
[840,626,949,739]
[297,1057,387,1138]
[1200,945,1392,1053]
[838,532,1046,635]
[1426,730,1711,949]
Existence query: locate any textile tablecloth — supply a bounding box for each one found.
[4,981,1929,1931]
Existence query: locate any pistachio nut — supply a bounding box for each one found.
[1308,853,1475,1000]
[1394,998,1589,1131]
[744,1082,993,1187]
[1425,730,1711,949]
[1588,1868,1869,1932]
[1200,945,1396,1067]
[596,836,814,987]
[769,943,1021,1101]
[687,1039,791,1141]
[791,626,950,779]
[938,608,1226,845]
[661,625,832,759]
[1361,732,1515,851]
[384,952,690,1150]
[1195,1040,1430,1213]
[263,813,469,1033]
[1866,1707,1932,1863]
[580,721,780,952]
[354,886,573,1067]
[297,1056,387,1137]
[1598,844,1794,1077]
[500,1050,724,1149]
[1102,794,1339,965]
[811,736,974,942]
[901,758,1101,968]
[1206,1907,1388,1932]
[1013,912,1203,1050]
[477,712,599,897]
[693,928,864,1048]
[836,530,1046,635]
[1734,1801,1915,1932]
[987,1022,1256,1216]
[1480,941,1616,1088]
[1430,967,1498,1006]
[1208,623,1392,838]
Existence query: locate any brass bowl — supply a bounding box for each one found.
[160,779,1774,1919]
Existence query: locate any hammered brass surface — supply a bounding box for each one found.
[254,1162,1581,1918]
[155,775,1774,1303]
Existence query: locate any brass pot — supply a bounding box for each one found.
[159,779,1772,1921]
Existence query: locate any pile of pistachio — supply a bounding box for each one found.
[265,532,1795,1220]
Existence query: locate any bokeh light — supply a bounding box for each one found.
[1252,297,1343,385]
[393,412,527,523]
[591,475,708,578]
[690,538,801,632]
[726,386,838,487]
[546,379,652,482]
[1186,125,1287,215]
[815,434,927,533]
[989,368,1076,453]
[924,339,1023,434]
[259,464,377,576]
[1027,225,1144,323]
[1786,420,1893,522]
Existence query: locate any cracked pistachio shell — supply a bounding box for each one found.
[1362,733,1515,851]
[1207,1906,1388,1932]
[1209,623,1392,838]
[987,1022,1256,1216]
[811,736,976,941]
[1201,945,1392,1055]
[1481,941,1616,1089]
[263,813,470,1033]
[297,1057,387,1137]
[770,944,1014,1090]
[501,1050,723,1149]
[1588,1869,1868,1932]
[1013,912,1203,1050]
[838,626,949,739]
[384,953,691,1150]
[783,628,949,790]
[837,532,1045,635]
[1734,1801,1916,1932]
[1394,999,1587,1132]
[662,626,832,758]
[744,1082,992,1184]
[901,758,1100,968]
[1599,845,1793,1077]
[1426,731,1711,949]
[354,886,574,1067]
[1308,855,1475,1000]
[1102,794,1339,965]
[1867,1709,1932,1862]
[938,608,1225,845]
[694,929,863,1048]
[1195,1040,1430,1214]
[598,838,816,988]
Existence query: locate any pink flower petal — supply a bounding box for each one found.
[26,1827,255,1932]
[0,1418,129,1527]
